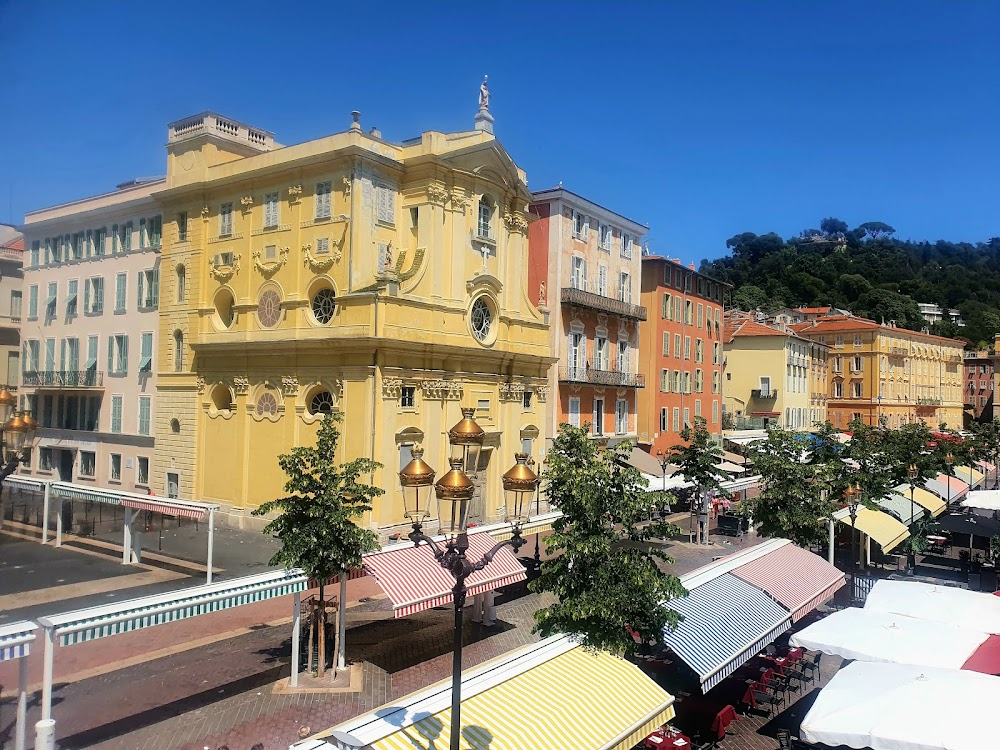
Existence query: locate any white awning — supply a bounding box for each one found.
[864,579,1000,634]
[801,661,1000,750]
[789,607,988,669]
[963,490,1000,512]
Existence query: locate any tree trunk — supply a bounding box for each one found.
[317,583,326,679]
[331,599,340,678]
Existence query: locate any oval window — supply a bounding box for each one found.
[257,289,282,328]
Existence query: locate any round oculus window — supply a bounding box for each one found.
[470,297,493,342]
[256,392,278,416]
[309,390,335,415]
[312,288,337,324]
[257,289,282,328]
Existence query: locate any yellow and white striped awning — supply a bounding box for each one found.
[834,507,909,553]
[954,465,986,490]
[895,484,947,518]
[317,635,675,750]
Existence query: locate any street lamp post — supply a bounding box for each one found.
[398,413,536,750]
[655,448,671,518]
[844,483,861,585]
[908,463,919,574]
[531,456,548,572]
[945,452,954,507]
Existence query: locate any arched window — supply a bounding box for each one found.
[176,265,186,303]
[256,391,278,416]
[308,389,335,416]
[477,196,493,240]
[211,385,233,413]
[173,330,183,372]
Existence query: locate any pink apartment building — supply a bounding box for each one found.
[19,179,163,492]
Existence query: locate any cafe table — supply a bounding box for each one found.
[643,726,692,749]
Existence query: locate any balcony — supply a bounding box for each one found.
[559,366,645,388]
[22,370,104,388]
[891,347,908,356]
[916,397,942,406]
[560,285,647,321]
[751,389,778,400]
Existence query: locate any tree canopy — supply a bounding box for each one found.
[531,425,686,655]
[701,220,1000,345]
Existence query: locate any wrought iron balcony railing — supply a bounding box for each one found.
[22,370,104,388]
[559,366,645,388]
[560,286,647,321]
[751,389,778,400]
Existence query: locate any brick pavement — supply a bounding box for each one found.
[0,533,772,750]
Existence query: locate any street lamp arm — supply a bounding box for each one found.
[467,532,526,575]
[407,528,448,561]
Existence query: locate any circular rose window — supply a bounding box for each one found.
[256,391,278,416]
[312,288,336,324]
[470,297,492,342]
[257,289,282,328]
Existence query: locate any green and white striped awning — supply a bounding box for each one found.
[0,621,37,662]
[38,569,307,647]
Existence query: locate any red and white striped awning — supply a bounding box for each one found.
[362,531,527,618]
[731,542,846,622]
[121,498,206,520]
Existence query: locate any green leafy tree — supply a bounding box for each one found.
[820,217,849,236]
[857,221,896,240]
[971,420,1000,486]
[733,284,770,311]
[740,428,838,547]
[671,418,727,544]
[253,413,382,675]
[531,425,685,655]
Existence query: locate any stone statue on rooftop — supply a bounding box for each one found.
[479,76,490,110]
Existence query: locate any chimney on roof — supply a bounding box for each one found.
[369,126,382,139]
[688,262,696,270]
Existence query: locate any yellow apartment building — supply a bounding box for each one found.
[152,107,551,532]
[793,316,963,429]
[722,314,821,430]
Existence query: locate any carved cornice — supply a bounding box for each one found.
[499,382,525,402]
[287,185,302,204]
[382,377,403,400]
[426,182,449,205]
[421,379,463,401]
[503,212,528,233]
[196,376,205,394]
[209,253,241,282]
[281,376,299,396]
[302,243,341,273]
[240,195,254,213]
[252,246,289,278]
[233,376,250,395]
[450,191,471,213]
[536,385,550,403]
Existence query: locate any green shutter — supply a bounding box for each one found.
[137,271,144,310]
[150,269,159,307]
[107,337,114,373]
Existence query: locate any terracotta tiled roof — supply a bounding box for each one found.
[724,318,789,343]
[794,315,967,345]
[1,237,24,252]
[795,306,831,314]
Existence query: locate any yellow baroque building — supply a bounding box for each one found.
[152,111,551,532]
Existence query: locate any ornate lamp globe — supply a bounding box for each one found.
[21,411,38,447]
[399,447,436,524]
[502,453,539,525]
[0,388,16,425]
[448,408,485,476]
[4,413,29,456]
[945,452,954,467]
[908,463,919,482]
[435,458,476,535]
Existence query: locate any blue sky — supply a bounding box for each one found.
[1,1,997,265]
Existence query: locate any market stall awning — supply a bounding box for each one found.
[729,542,845,622]
[894,483,947,517]
[864,579,1000,635]
[0,621,36,662]
[662,573,791,691]
[362,531,526,618]
[963,490,1000,512]
[790,607,989,669]
[933,512,1000,540]
[643,472,693,492]
[800,661,1000,750]
[976,460,996,481]
[714,460,746,474]
[954,465,985,490]
[313,635,676,750]
[877,490,925,526]
[832,506,909,553]
[37,569,308,646]
[937,472,970,501]
[623,446,674,477]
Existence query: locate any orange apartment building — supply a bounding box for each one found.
[528,188,647,443]
[637,256,728,455]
